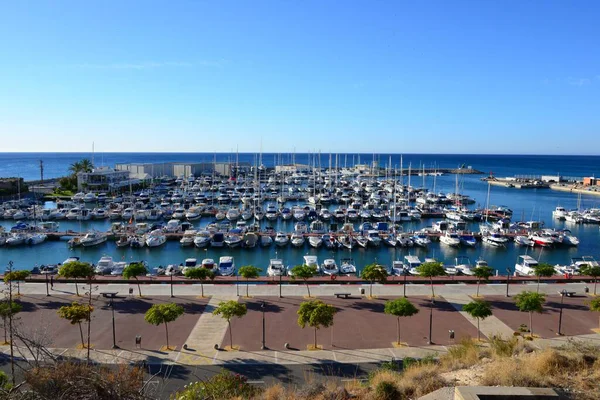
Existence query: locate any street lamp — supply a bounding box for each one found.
[261,301,266,350]
[506,267,511,297]
[45,272,50,297]
[170,273,174,298]
[403,268,408,298]
[557,289,567,336]
[427,297,434,345]
[279,273,283,298]
[108,297,119,349]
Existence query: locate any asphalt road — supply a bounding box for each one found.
[0,355,383,399]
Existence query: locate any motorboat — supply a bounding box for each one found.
[193,231,211,248]
[339,258,357,275]
[95,256,115,275]
[560,230,579,246]
[552,206,568,220]
[290,232,305,247]
[454,256,475,276]
[529,232,554,247]
[355,235,368,248]
[243,232,258,248]
[225,233,242,248]
[145,229,166,247]
[179,230,197,247]
[110,262,126,276]
[404,255,423,275]
[439,231,460,247]
[459,234,477,247]
[321,259,339,275]
[265,204,279,220]
[337,234,354,249]
[412,233,431,247]
[482,233,508,247]
[130,235,145,248]
[210,232,225,247]
[396,233,414,247]
[39,221,60,232]
[165,264,181,276]
[226,208,240,221]
[366,230,382,247]
[514,235,534,247]
[515,255,538,276]
[181,258,197,275]
[267,258,286,277]
[274,232,289,247]
[322,234,337,249]
[382,234,397,247]
[26,233,47,245]
[218,256,235,276]
[259,234,273,247]
[80,231,107,247]
[201,258,217,272]
[308,235,323,248]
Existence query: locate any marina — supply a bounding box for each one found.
[1,153,600,278]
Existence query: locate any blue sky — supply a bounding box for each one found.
[0,1,598,154]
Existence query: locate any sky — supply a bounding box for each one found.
[0,1,599,154]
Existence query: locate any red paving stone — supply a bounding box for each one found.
[11,293,208,351]
[222,296,480,351]
[484,295,599,338]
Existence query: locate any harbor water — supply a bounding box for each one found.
[1,153,600,274]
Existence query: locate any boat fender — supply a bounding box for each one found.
[330,274,337,281]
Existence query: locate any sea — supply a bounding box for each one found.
[1,152,600,275]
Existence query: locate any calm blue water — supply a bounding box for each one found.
[1,153,600,274]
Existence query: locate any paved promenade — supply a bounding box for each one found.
[1,281,598,367]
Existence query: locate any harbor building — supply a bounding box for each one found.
[115,161,249,178]
[77,167,140,191]
[115,163,175,178]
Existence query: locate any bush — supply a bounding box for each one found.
[489,335,519,357]
[172,370,259,399]
[397,364,447,398]
[440,338,482,370]
[374,381,399,400]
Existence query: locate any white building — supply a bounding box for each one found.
[77,167,140,191]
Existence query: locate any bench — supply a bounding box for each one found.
[335,293,351,299]
[559,291,576,297]
[100,292,119,298]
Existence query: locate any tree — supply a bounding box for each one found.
[297,299,336,349]
[213,301,247,349]
[580,264,600,296]
[361,263,388,298]
[384,298,419,345]
[184,267,215,297]
[462,300,493,341]
[589,297,600,331]
[514,291,545,338]
[533,263,556,292]
[473,265,494,297]
[123,262,148,297]
[57,302,94,348]
[290,264,318,297]
[417,262,447,298]
[0,301,22,344]
[237,265,261,297]
[58,261,94,296]
[69,158,94,175]
[3,270,30,296]
[144,303,185,350]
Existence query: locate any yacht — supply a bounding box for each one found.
[265,204,279,220]
[201,258,217,272]
[193,231,211,248]
[181,258,197,275]
[218,256,235,276]
[164,264,181,276]
[26,233,47,245]
[412,233,431,247]
[303,255,319,270]
[308,235,323,248]
[267,258,286,277]
[439,231,460,247]
[515,255,538,276]
[482,233,508,247]
[80,231,107,247]
[322,234,337,249]
[145,230,166,247]
[404,255,423,275]
[243,232,258,248]
[274,232,289,247]
[165,219,181,233]
[454,256,475,276]
[210,232,225,247]
[259,234,273,247]
[179,230,197,247]
[339,258,357,275]
[321,259,339,276]
[95,256,115,275]
[459,234,477,247]
[552,206,568,220]
[110,262,126,276]
[225,233,242,248]
[514,235,534,247]
[290,232,306,247]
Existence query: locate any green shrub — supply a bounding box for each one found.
[172,370,259,399]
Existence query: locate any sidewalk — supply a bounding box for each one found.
[0,281,597,367]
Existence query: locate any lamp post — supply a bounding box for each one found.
[427,297,434,345]
[261,301,266,350]
[109,298,119,349]
[403,268,408,298]
[170,273,174,298]
[557,289,567,336]
[506,267,511,297]
[279,273,282,298]
[45,272,50,297]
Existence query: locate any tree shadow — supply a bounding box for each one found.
[306,360,373,380]
[244,301,284,314]
[220,359,293,383]
[347,301,385,313]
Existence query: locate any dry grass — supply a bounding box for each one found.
[439,338,485,371]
